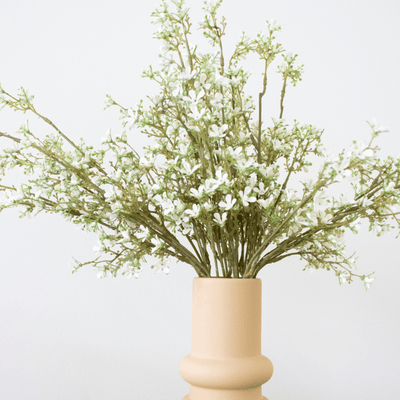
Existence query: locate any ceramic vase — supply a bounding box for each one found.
[180,277,273,400]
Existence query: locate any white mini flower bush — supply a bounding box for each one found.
[1,0,399,290]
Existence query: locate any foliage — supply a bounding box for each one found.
[1,0,399,290]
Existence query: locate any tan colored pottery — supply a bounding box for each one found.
[180,277,273,400]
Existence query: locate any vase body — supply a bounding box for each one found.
[180,277,273,400]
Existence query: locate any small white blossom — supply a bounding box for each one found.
[210,92,224,108]
[203,201,213,211]
[151,237,163,253]
[214,167,230,186]
[253,182,267,195]
[136,226,150,242]
[178,160,200,176]
[363,275,375,290]
[189,107,206,120]
[259,165,275,178]
[209,124,228,138]
[239,186,257,207]
[213,212,227,227]
[153,258,170,275]
[236,158,254,172]
[320,211,332,224]
[214,69,231,86]
[219,194,237,211]
[258,197,273,208]
[183,89,205,105]
[190,185,205,199]
[313,190,327,211]
[179,67,196,81]
[338,271,350,285]
[184,204,201,220]
[385,181,395,192]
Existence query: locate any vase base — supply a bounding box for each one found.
[182,385,268,400]
[182,397,268,400]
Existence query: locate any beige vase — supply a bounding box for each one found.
[180,277,273,400]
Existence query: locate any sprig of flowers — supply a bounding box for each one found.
[1,0,400,291]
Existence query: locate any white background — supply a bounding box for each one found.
[1,0,400,399]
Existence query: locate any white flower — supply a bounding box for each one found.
[307,210,319,225]
[179,160,200,176]
[253,182,267,195]
[97,270,107,279]
[258,197,273,208]
[236,158,254,172]
[210,92,224,107]
[360,197,373,208]
[204,178,219,194]
[171,81,183,97]
[124,266,141,279]
[124,108,137,130]
[370,118,389,133]
[337,194,351,207]
[179,67,196,81]
[189,107,206,120]
[214,69,231,86]
[226,146,245,160]
[385,181,395,192]
[272,139,285,151]
[154,258,170,275]
[214,167,229,186]
[259,165,275,178]
[93,241,103,255]
[151,237,163,253]
[349,217,362,232]
[190,185,205,199]
[338,271,350,285]
[184,204,201,220]
[268,19,281,31]
[100,129,112,143]
[242,98,255,113]
[209,124,228,138]
[213,212,227,227]
[288,224,300,237]
[332,157,351,181]
[154,154,168,172]
[181,221,194,235]
[245,146,256,157]
[372,223,382,235]
[194,73,211,90]
[285,189,298,202]
[348,256,357,270]
[136,226,149,242]
[350,140,374,159]
[303,178,314,190]
[121,230,130,241]
[183,89,204,105]
[248,173,257,189]
[203,201,213,211]
[239,186,257,207]
[363,275,375,290]
[320,211,332,224]
[313,190,327,211]
[219,194,237,211]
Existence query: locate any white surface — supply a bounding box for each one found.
[1,0,400,399]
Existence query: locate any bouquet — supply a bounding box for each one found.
[1,0,399,290]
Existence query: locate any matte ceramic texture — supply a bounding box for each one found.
[180,277,273,400]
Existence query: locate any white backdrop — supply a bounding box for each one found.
[1,0,400,399]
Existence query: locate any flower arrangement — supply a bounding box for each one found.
[1,0,399,290]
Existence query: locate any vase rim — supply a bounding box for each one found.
[194,277,260,280]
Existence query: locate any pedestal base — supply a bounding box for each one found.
[182,385,269,400]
